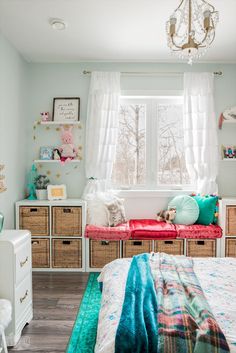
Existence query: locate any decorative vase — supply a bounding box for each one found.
[0,212,4,233]
[36,189,48,200]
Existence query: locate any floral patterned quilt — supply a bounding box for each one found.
[95,256,236,353]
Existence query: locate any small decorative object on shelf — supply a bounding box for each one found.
[40,112,51,122]
[26,164,38,200]
[59,126,78,162]
[53,148,61,160]
[221,145,236,159]
[53,97,80,123]
[34,175,50,200]
[0,212,4,233]
[47,184,67,200]
[219,106,236,129]
[0,164,7,193]
[40,146,54,160]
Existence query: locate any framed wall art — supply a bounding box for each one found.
[52,97,80,122]
[47,184,67,200]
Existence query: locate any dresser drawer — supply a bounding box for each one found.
[15,241,31,286]
[15,273,32,321]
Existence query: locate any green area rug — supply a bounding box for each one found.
[66,273,101,353]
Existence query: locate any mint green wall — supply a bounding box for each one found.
[28,62,236,198]
[0,32,235,230]
[0,33,28,228]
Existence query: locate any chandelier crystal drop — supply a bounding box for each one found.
[166,0,219,64]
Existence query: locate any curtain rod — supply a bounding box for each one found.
[82,70,223,76]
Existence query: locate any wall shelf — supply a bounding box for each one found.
[40,121,80,125]
[34,159,80,164]
[220,159,236,162]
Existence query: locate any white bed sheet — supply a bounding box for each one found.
[95,256,236,353]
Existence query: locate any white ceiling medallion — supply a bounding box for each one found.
[166,0,219,64]
[49,18,67,31]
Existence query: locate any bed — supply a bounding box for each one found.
[95,254,236,353]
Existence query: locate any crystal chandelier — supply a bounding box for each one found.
[166,0,219,64]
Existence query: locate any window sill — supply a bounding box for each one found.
[116,189,194,198]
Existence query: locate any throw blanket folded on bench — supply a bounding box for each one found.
[115,253,230,353]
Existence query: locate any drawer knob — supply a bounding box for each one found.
[20,256,29,267]
[20,290,29,303]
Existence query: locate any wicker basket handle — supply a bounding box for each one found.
[197,241,205,245]
[62,240,71,245]
[164,241,173,245]
[133,241,142,246]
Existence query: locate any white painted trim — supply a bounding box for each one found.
[121,90,183,97]
[117,189,194,198]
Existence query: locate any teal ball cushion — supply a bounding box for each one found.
[168,195,199,225]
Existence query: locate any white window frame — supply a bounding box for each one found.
[113,91,195,192]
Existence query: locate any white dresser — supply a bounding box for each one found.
[0,230,33,346]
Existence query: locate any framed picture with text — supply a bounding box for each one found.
[52,97,80,122]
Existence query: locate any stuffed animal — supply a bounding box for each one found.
[59,126,78,162]
[157,207,176,224]
[40,112,50,122]
[53,148,61,160]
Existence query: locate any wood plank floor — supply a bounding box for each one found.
[9,272,89,353]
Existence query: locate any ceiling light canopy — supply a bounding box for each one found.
[166,0,219,64]
[50,18,67,31]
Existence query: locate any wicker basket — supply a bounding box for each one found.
[154,240,183,255]
[31,239,50,268]
[186,239,216,257]
[226,206,236,236]
[52,207,82,237]
[226,238,236,257]
[20,206,49,236]
[52,239,82,268]
[123,240,152,258]
[90,240,120,268]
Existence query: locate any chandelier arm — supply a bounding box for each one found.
[175,0,186,12]
[201,0,215,12]
[171,36,183,50]
[197,30,209,46]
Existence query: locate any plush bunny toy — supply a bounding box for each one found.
[59,126,78,162]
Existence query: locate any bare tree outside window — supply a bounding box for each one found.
[157,104,190,185]
[112,104,146,186]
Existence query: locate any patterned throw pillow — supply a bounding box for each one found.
[192,194,219,225]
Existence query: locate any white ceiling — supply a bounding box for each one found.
[0,0,235,63]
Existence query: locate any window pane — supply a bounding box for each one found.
[157,103,190,185]
[112,104,146,186]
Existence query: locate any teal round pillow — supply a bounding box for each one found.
[168,195,199,225]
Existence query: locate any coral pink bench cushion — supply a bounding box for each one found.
[175,224,222,239]
[129,219,177,240]
[85,222,130,240]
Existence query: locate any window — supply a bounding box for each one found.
[112,96,190,189]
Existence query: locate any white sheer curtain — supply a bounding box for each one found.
[83,71,121,198]
[183,72,218,194]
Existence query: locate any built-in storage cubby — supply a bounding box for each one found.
[226,238,236,257]
[19,206,49,236]
[52,239,82,268]
[186,239,216,257]
[219,198,236,257]
[226,206,236,236]
[31,238,50,268]
[123,240,152,258]
[16,199,86,271]
[154,239,184,255]
[90,240,120,268]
